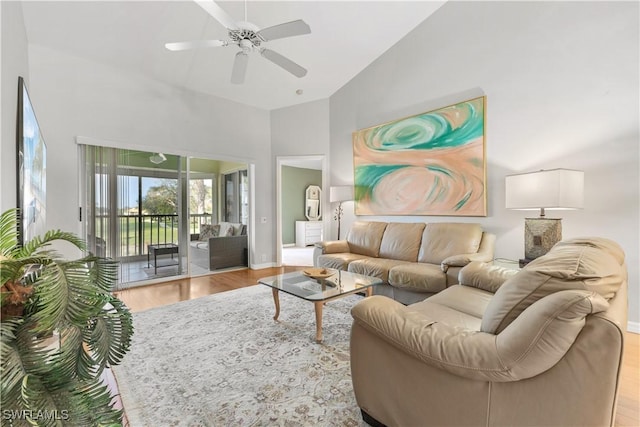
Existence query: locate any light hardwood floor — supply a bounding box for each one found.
[113,267,640,426]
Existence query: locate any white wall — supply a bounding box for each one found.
[271,98,330,226]
[0,1,30,212]
[271,99,330,157]
[24,44,273,266]
[270,99,330,261]
[329,1,640,326]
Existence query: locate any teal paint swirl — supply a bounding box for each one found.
[426,165,454,178]
[365,100,483,152]
[354,164,407,201]
[455,191,473,211]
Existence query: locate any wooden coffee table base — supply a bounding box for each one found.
[272,288,280,321]
[271,286,373,343]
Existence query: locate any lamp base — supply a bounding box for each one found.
[524,218,562,260]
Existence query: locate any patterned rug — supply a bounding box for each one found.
[112,285,367,426]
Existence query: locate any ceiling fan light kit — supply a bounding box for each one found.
[149,153,167,165]
[166,0,311,84]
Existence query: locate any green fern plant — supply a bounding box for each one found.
[0,208,133,426]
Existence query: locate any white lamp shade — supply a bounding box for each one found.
[505,169,584,210]
[330,185,353,203]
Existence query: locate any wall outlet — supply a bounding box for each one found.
[261,254,267,262]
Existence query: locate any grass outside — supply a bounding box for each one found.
[98,214,211,257]
[119,217,178,256]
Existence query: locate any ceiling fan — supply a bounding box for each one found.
[166,0,311,84]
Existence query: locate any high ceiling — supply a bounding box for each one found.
[21,1,445,110]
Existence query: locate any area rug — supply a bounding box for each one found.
[112,285,367,426]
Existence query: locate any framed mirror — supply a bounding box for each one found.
[305,185,321,221]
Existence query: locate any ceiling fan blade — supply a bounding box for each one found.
[194,0,239,30]
[257,19,311,41]
[165,39,228,51]
[231,52,249,84]
[260,48,307,78]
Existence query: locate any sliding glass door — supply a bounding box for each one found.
[80,146,186,287]
[189,175,216,235]
[80,145,250,286]
[223,169,248,224]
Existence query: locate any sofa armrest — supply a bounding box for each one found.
[351,290,607,382]
[207,235,248,269]
[440,232,496,272]
[313,240,350,267]
[314,240,349,254]
[458,261,519,293]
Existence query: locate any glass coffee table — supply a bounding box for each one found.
[258,269,383,343]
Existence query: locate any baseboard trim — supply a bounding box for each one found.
[250,262,275,270]
[627,321,640,334]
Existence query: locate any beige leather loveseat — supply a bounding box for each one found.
[314,221,495,304]
[350,237,628,427]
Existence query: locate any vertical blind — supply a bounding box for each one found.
[79,145,186,286]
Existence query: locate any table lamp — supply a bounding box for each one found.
[505,168,584,266]
[329,185,353,240]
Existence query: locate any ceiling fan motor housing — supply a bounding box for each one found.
[229,22,264,50]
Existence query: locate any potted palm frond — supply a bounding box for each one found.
[0,208,133,426]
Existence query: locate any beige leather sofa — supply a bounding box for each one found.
[350,237,628,427]
[314,221,495,304]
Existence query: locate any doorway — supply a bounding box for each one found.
[276,155,328,267]
[188,164,249,276]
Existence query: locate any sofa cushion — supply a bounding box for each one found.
[200,224,219,240]
[407,285,494,330]
[218,222,234,237]
[218,221,242,237]
[387,263,448,293]
[230,222,244,236]
[379,222,426,262]
[424,285,493,321]
[418,223,483,264]
[317,253,372,271]
[346,221,388,257]
[190,241,208,250]
[347,258,410,282]
[481,238,625,334]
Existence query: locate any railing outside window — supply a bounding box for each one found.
[100,213,213,258]
[189,213,213,235]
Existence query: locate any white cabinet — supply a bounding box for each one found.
[295,221,323,247]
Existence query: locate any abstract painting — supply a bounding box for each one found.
[353,96,486,216]
[17,77,47,245]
